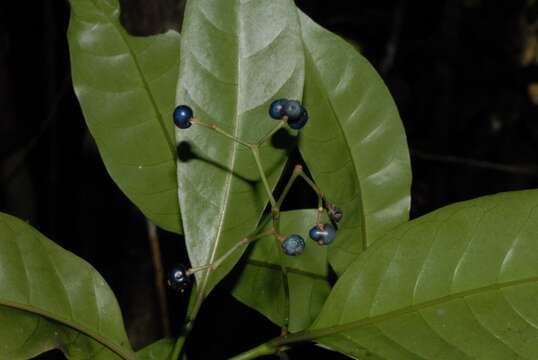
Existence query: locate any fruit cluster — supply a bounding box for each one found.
[169,99,341,291]
[173,98,309,131]
[268,98,308,129]
[279,200,343,256]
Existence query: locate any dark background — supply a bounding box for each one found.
[1,0,537,359]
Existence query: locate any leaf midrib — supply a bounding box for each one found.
[308,275,538,341]
[190,0,243,308]
[0,299,134,360]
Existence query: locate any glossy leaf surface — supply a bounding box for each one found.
[0,213,134,359]
[68,0,182,233]
[312,190,538,359]
[232,210,331,333]
[136,338,174,360]
[299,12,412,274]
[175,0,304,297]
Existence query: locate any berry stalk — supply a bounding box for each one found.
[190,118,251,148]
[257,117,288,146]
[228,342,276,360]
[186,230,274,276]
[250,145,277,207]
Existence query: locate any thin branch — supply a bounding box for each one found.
[276,165,323,208]
[191,118,251,148]
[411,150,538,176]
[186,230,274,275]
[380,0,406,74]
[170,334,186,360]
[251,146,277,206]
[257,118,288,146]
[146,220,171,337]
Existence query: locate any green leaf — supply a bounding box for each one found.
[0,212,134,360]
[67,0,182,233]
[298,12,412,274]
[175,0,304,299]
[311,190,538,359]
[232,210,331,333]
[136,338,175,360]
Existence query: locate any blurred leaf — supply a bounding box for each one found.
[232,210,331,333]
[136,338,174,360]
[175,0,304,299]
[529,83,538,105]
[67,0,182,233]
[298,12,412,274]
[311,190,538,359]
[0,212,134,359]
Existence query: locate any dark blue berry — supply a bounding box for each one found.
[281,234,305,256]
[329,207,343,223]
[284,100,303,121]
[173,105,193,129]
[288,107,308,129]
[269,99,289,120]
[309,223,336,245]
[167,263,191,292]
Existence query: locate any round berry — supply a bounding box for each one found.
[269,99,288,120]
[167,263,191,292]
[329,207,343,223]
[288,107,308,129]
[281,234,305,256]
[284,100,303,121]
[173,105,193,129]
[309,223,336,245]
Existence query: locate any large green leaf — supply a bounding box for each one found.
[67,0,182,233]
[175,0,304,298]
[298,12,412,274]
[232,210,331,333]
[0,212,134,359]
[311,190,538,359]
[136,338,174,360]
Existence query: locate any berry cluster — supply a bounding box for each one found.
[269,99,308,129]
[169,99,341,291]
[280,204,343,256]
[173,99,309,132]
